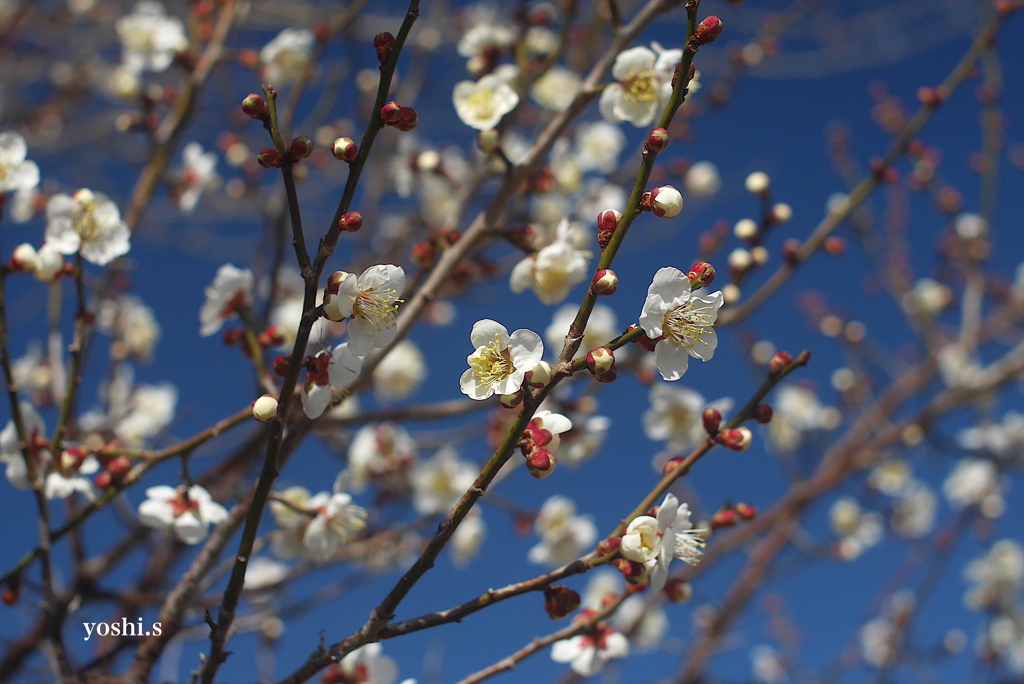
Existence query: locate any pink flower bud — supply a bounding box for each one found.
[753,403,773,424]
[331,137,358,162]
[373,31,395,64]
[380,101,402,124]
[257,148,283,169]
[646,185,683,218]
[106,455,132,477]
[629,325,661,352]
[543,585,581,620]
[596,536,621,556]
[613,558,649,585]
[325,270,347,296]
[410,241,438,268]
[702,407,722,434]
[768,350,793,376]
[339,211,362,233]
[288,136,313,161]
[526,448,557,479]
[499,391,524,409]
[717,427,752,451]
[664,578,693,603]
[590,269,619,296]
[395,107,418,132]
[586,347,617,383]
[711,507,738,529]
[734,502,757,520]
[694,15,724,45]
[687,261,716,288]
[272,355,290,376]
[9,243,38,273]
[252,394,280,422]
[597,209,622,249]
[645,127,669,153]
[93,471,113,489]
[241,93,269,120]
[662,456,687,476]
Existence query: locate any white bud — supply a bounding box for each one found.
[649,185,683,218]
[722,283,741,304]
[745,171,770,195]
[728,248,753,272]
[34,244,63,282]
[525,361,551,388]
[684,161,720,198]
[733,218,758,240]
[771,202,792,224]
[751,246,769,266]
[252,394,280,422]
[10,243,39,272]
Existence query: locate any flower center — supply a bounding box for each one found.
[469,334,513,389]
[354,288,402,331]
[664,302,714,348]
[74,200,104,242]
[466,87,497,119]
[622,70,656,102]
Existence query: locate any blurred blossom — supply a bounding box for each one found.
[453,74,519,131]
[1,402,45,490]
[545,302,617,358]
[373,339,427,401]
[332,643,398,684]
[890,480,937,538]
[243,557,289,591]
[963,540,1024,609]
[574,121,626,174]
[684,161,721,198]
[409,447,476,516]
[114,382,177,447]
[115,1,187,74]
[575,180,627,219]
[901,278,951,316]
[957,411,1024,458]
[45,189,131,266]
[98,294,161,362]
[177,142,219,213]
[260,28,314,84]
[0,131,40,194]
[456,7,513,60]
[768,385,839,452]
[451,508,486,568]
[937,344,984,389]
[868,458,911,495]
[943,458,999,508]
[199,264,253,337]
[562,414,611,466]
[138,484,228,545]
[529,495,597,567]
[860,616,899,668]
[551,623,629,677]
[532,67,582,112]
[582,569,622,609]
[348,423,418,494]
[643,383,731,454]
[612,595,668,650]
[954,212,988,240]
[830,497,883,560]
[750,644,786,684]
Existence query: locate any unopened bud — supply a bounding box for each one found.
[662,456,687,476]
[257,148,284,169]
[717,427,752,451]
[524,361,551,388]
[734,218,758,241]
[273,355,290,376]
[222,329,243,345]
[597,209,621,249]
[1,580,19,606]
[770,202,792,224]
[645,127,669,153]
[477,129,501,153]
[768,350,793,376]
[93,471,113,489]
[259,325,286,348]
[339,211,362,232]
[824,236,847,256]
[664,578,692,603]
[395,107,418,131]
[586,347,617,383]
[331,137,359,162]
[693,15,724,45]
[781,238,801,264]
[596,536,621,556]
[613,558,649,585]
[745,171,770,196]
[591,270,619,296]
[711,507,738,529]
[734,502,757,520]
[499,391,524,409]
[702,408,722,434]
[241,93,269,120]
[107,455,132,477]
[288,136,313,161]
[373,32,395,64]
[526,448,557,478]
[630,325,660,352]
[543,585,581,620]
[9,243,39,273]
[728,248,753,274]
[687,261,716,288]
[252,394,280,422]
[410,241,438,268]
[380,101,402,124]
[645,185,683,218]
[753,403,773,423]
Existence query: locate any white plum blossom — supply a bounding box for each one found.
[243,557,289,591]
[260,28,315,84]
[0,131,40,194]
[1,402,96,499]
[551,623,630,677]
[347,422,417,493]
[529,495,598,567]
[460,319,543,400]
[574,121,626,174]
[621,515,661,563]
[531,66,582,112]
[830,497,884,560]
[685,161,721,198]
[45,452,99,501]
[612,595,669,651]
[303,487,368,561]
[451,508,486,568]
[115,1,187,73]
[199,264,254,337]
[599,43,682,127]
[768,384,840,452]
[545,303,617,357]
[300,342,362,419]
[751,645,786,684]
[964,540,1024,609]
[957,411,1024,458]
[372,339,426,401]
[453,74,519,131]
[643,383,731,454]
[334,643,398,684]
[323,265,405,356]
[457,11,514,60]
[529,410,573,454]
[562,414,611,467]
[177,142,219,213]
[890,480,937,538]
[138,484,229,545]
[639,267,724,381]
[1,401,44,490]
[643,493,705,590]
[510,218,591,305]
[943,457,999,508]
[409,447,476,516]
[113,382,177,447]
[45,189,131,266]
[98,294,161,362]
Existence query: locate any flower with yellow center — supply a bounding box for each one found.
[323,264,405,356]
[0,131,39,194]
[453,73,520,131]
[639,267,724,381]
[599,43,683,127]
[460,319,543,400]
[44,189,131,266]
